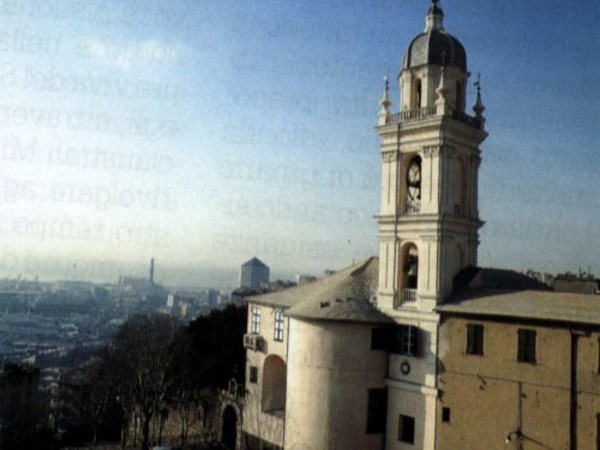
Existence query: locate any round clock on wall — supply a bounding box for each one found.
[406,158,421,200]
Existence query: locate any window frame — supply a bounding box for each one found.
[466,323,484,356]
[390,325,419,357]
[273,309,284,342]
[517,328,536,363]
[250,306,261,334]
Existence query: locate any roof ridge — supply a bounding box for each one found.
[349,256,377,277]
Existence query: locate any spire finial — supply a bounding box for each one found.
[473,73,486,127]
[378,71,391,124]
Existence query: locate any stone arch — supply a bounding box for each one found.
[221,405,237,449]
[455,80,463,111]
[262,355,286,412]
[398,242,419,306]
[217,397,242,450]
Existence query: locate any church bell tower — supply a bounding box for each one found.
[375,2,487,449]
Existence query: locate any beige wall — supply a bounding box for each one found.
[243,302,287,448]
[575,331,600,449]
[285,319,387,450]
[437,316,600,449]
[386,384,437,450]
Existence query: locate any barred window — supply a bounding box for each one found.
[274,310,284,342]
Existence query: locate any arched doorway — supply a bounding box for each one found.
[222,405,237,449]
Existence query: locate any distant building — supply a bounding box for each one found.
[240,258,269,290]
[554,273,599,295]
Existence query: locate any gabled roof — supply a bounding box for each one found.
[439,267,600,326]
[248,257,392,325]
[453,267,552,292]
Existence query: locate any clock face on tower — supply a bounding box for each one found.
[406,158,421,200]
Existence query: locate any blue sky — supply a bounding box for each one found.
[0,0,598,286]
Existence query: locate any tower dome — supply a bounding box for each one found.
[402,0,467,71]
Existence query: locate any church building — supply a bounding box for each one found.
[238,2,600,449]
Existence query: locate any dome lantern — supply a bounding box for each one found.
[425,0,444,32]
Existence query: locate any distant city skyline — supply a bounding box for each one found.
[1,0,598,286]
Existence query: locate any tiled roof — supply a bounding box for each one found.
[247,257,392,325]
[454,267,552,292]
[438,289,600,325]
[440,267,600,325]
[403,30,467,71]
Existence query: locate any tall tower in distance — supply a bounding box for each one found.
[240,257,270,290]
[149,257,155,284]
[375,1,487,449]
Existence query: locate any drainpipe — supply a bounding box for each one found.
[282,315,291,450]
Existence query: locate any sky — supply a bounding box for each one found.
[0,0,598,287]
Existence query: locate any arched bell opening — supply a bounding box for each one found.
[397,243,419,307]
[411,78,422,110]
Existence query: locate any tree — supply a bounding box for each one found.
[186,304,247,388]
[166,304,247,447]
[107,313,182,449]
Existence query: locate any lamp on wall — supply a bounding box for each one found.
[505,429,522,444]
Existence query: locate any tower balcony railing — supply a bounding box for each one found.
[386,105,482,129]
[402,288,418,303]
[405,199,421,214]
[386,106,436,124]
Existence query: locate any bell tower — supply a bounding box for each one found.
[376,1,487,449]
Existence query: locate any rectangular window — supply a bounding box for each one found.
[596,413,600,450]
[371,327,388,350]
[398,414,415,444]
[517,329,536,363]
[251,306,261,334]
[274,310,284,342]
[442,407,451,423]
[366,388,387,434]
[391,325,419,357]
[466,323,484,355]
[249,366,258,383]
